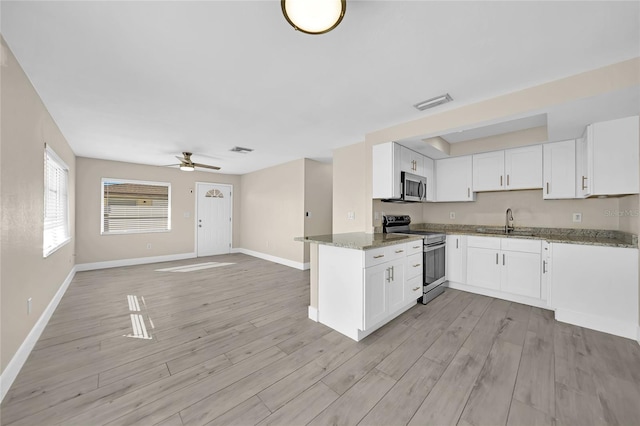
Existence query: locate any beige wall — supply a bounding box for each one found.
[332,142,368,233]
[240,159,306,264]
[75,157,241,264]
[1,38,76,373]
[303,159,332,262]
[618,195,640,235]
[449,126,548,156]
[422,190,622,230]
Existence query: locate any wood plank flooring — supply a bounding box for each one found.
[2,253,640,425]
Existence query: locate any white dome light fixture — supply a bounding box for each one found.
[179,164,195,172]
[281,0,346,35]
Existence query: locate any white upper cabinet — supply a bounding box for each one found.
[473,145,542,192]
[473,151,504,191]
[372,142,402,199]
[505,145,542,190]
[435,156,475,202]
[400,146,425,176]
[543,140,576,199]
[424,156,435,202]
[577,115,639,197]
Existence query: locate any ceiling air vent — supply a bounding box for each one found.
[230,146,254,154]
[413,93,453,111]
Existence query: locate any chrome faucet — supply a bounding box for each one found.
[505,208,514,234]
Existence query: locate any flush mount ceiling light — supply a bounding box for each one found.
[413,93,453,111]
[179,164,194,172]
[281,0,346,35]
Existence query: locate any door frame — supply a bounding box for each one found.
[194,182,233,256]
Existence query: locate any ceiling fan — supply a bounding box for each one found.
[170,152,220,172]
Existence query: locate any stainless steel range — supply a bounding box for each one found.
[383,215,446,304]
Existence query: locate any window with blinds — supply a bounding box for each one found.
[43,146,71,257]
[101,179,171,234]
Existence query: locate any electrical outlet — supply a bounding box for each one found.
[347,212,355,220]
[183,211,190,218]
[449,212,456,220]
[146,243,152,249]
[573,213,582,223]
[27,298,32,315]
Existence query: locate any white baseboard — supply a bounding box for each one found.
[0,266,76,403]
[235,248,309,271]
[555,308,638,341]
[76,252,196,271]
[308,306,318,321]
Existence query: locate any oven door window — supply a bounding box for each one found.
[425,245,445,285]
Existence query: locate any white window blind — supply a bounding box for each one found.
[43,146,70,257]
[102,179,171,234]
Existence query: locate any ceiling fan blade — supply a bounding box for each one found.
[193,162,221,170]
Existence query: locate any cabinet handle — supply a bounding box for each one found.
[395,249,404,253]
[413,263,421,267]
[507,174,510,186]
[546,182,549,194]
[412,245,421,249]
[543,260,547,274]
[386,267,391,282]
[373,254,385,259]
[496,253,498,264]
[456,239,459,249]
[412,287,421,291]
[467,187,470,198]
[581,176,587,190]
[390,266,394,281]
[503,254,505,265]
[500,175,503,186]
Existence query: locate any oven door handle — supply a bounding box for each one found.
[424,243,445,252]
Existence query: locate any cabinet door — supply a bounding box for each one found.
[466,247,501,290]
[446,235,467,284]
[505,145,542,190]
[424,157,435,201]
[400,146,424,176]
[435,156,474,202]
[501,251,541,298]
[363,263,389,329]
[590,116,640,196]
[372,142,402,199]
[387,260,406,314]
[543,140,576,199]
[473,151,504,192]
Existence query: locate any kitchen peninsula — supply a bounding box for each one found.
[299,224,638,342]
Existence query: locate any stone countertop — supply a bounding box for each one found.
[295,232,424,250]
[407,223,638,249]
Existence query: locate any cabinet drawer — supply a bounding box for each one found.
[364,243,406,267]
[407,252,423,279]
[467,236,501,249]
[501,238,541,254]
[407,275,423,299]
[406,240,424,256]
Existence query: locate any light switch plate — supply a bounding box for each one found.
[573,213,582,223]
[449,212,456,220]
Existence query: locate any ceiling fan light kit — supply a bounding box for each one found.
[174,152,220,172]
[179,164,195,172]
[281,0,346,35]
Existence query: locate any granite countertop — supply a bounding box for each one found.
[407,223,638,249]
[295,232,424,250]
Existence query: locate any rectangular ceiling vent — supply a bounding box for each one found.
[230,146,254,154]
[413,93,453,111]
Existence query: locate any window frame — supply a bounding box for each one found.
[101,178,172,235]
[43,145,71,258]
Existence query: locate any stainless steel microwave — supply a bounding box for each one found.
[401,171,426,202]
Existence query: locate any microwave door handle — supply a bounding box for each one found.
[419,181,425,201]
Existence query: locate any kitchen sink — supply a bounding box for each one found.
[474,228,537,237]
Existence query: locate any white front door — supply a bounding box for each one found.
[196,183,232,256]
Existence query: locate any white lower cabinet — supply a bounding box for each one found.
[446,235,467,284]
[549,243,638,340]
[318,240,421,341]
[463,236,543,304]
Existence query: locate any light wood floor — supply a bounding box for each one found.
[2,253,640,426]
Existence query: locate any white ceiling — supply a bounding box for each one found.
[2,1,639,174]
